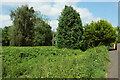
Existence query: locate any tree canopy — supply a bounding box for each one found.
[33,18,52,46]
[56,5,84,50]
[83,20,117,49]
[117,26,120,42]
[2,5,52,46]
[10,5,37,46]
[0,28,2,44]
[2,26,11,46]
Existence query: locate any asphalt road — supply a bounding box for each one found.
[107,43,119,79]
[118,43,120,80]
[118,43,120,54]
[107,50,118,78]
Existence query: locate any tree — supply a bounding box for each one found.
[56,5,84,50]
[33,18,52,46]
[52,30,57,46]
[8,26,21,46]
[83,20,117,49]
[2,26,11,46]
[0,28,2,45]
[10,5,37,46]
[117,26,120,42]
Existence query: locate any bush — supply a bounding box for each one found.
[83,20,117,49]
[2,46,110,78]
[56,5,84,50]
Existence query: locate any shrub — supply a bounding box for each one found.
[83,20,117,49]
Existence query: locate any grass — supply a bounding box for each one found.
[2,46,110,78]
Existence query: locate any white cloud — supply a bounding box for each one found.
[49,20,58,31]
[75,7,102,24]
[32,2,101,24]
[1,1,103,30]
[2,2,28,7]
[2,0,82,2]
[28,2,77,19]
[0,15,12,28]
[2,0,42,2]
[2,0,119,2]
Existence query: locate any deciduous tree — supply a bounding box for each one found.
[2,26,10,46]
[83,20,117,49]
[33,18,52,46]
[10,5,36,46]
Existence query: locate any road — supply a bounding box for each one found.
[107,43,120,79]
[118,43,120,53]
[118,43,120,80]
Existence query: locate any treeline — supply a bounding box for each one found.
[56,5,118,50]
[2,5,53,46]
[0,28,1,45]
[2,5,119,50]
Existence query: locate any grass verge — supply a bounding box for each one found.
[2,46,110,78]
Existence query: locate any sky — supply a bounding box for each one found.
[0,0,119,31]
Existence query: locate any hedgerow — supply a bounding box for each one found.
[2,46,110,78]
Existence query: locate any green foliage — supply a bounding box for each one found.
[10,5,37,46]
[2,26,11,46]
[117,26,120,42]
[0,28,2,44]
[111,26,119,44]
[33,18,52,46]
[7,5,52,46]
[0,28,1,79]
[57,5,84,50]
[83,20,117,49]
[2,46,109,78]
[0,28,1,35]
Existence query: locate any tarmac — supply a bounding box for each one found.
[107,43,119,79]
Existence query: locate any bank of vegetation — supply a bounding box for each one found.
[2,46,109,78]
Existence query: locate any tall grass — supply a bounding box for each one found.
[2,46,110,78]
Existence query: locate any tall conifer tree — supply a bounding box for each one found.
[57,5,84,49]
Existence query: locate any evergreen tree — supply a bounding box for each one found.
[57,5,84,49]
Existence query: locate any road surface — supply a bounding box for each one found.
[107,43,119,79]
[107,50,118,78]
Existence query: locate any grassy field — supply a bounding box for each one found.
[2,46,110,78]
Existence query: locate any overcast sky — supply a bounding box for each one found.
[0,0,119,31]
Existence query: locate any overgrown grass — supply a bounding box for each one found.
[2,46,110,78]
